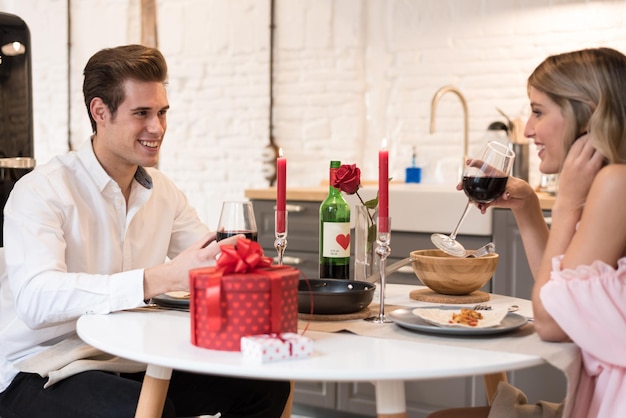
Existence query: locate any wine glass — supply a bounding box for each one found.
[431,141,515,257]
[216,201,258,241]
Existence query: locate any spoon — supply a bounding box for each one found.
[465,242,495,258]
[363,242,496,283]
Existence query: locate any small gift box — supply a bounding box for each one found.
[190,238,300,351]
[241,332,313,363]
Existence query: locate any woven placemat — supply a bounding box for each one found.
[409,288,490,304]
[298,307,372,321]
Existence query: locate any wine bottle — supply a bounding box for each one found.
[319,161,351,279]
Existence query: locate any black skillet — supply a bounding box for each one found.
[298,278,376,315]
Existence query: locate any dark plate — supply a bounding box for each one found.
[298,278,376,315]
[152,293,190,309]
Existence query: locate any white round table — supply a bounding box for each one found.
[77,309,543,418]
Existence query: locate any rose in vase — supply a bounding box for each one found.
[332,164,378,246]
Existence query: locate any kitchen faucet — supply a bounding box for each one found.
[429,86,469,176]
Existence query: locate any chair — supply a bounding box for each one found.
[425,372,506,418]
[0,247,5,294]
[0,247,5,277]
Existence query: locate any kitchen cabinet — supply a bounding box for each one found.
[253,200,319,281]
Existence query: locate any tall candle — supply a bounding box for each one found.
[276,148,287,233]
[378,140,389,232]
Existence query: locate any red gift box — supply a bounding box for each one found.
[189,238,300,351]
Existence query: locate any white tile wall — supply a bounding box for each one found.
[1,0,626,226]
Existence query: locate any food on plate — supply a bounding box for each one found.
[449,308,483,327]
[412,306,507,328]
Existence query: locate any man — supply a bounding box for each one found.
[0,44,290,417]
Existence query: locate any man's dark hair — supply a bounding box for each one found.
[83,44,168,132]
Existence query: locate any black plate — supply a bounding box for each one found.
[152,293,190,309]
[298,278,376,315]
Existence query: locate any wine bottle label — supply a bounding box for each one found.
[321,222,351,258]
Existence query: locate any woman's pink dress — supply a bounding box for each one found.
[541,256,626,418]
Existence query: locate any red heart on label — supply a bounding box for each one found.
[336,233,350,250]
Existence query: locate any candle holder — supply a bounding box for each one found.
[274,210,288,265]
[366,218,392,323]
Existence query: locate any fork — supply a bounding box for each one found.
[473,304,520,312]
[472,304,533,322]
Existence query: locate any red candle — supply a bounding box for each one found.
[378,140,389,232]
[276,149,287,233]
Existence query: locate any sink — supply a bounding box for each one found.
[344,183,492,236]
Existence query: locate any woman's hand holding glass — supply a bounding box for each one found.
[431,141,515,257]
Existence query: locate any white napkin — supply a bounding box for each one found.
[412,307,509,329]
[16,335,146,388]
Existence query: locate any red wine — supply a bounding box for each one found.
[463,176,508,203]
[216,230,258,241]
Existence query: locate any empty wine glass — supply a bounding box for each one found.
[431,141,515,257]
[216,201,258,241]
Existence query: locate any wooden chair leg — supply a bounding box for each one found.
[426,406,491,418]
[425,372,507,417]
[280,381,295,418]
[483,371,507,405]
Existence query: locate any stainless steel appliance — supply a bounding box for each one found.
[0,12,35,245]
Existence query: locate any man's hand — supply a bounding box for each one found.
[143,231,242,299]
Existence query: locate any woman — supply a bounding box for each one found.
[432,47,626,418]
[484,47,626,417]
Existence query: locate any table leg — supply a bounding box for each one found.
[374,380,407,418]
[135,364,173,418]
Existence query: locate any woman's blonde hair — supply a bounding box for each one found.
[528,47,626,164]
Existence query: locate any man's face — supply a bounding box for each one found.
[94,79,169,175]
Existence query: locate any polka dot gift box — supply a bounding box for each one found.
[241,333,313,363]
[189,239,300,351]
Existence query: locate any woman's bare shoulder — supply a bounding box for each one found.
[580,164,626,262]
[584,164,626,222]
[591,164,626,194]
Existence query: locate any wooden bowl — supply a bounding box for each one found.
[409,249,499,295]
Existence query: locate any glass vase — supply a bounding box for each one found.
[354,204,378,281]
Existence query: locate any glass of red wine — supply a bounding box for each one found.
[431,141,515,257]
[216,201,258,241]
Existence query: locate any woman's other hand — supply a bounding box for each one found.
[555,134,605,214]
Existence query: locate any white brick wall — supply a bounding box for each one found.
[1,0,626,226]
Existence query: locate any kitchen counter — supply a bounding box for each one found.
[244,186,555,211]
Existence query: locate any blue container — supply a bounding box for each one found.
[405,167,421,183]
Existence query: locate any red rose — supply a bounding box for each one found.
[333,164,361,194]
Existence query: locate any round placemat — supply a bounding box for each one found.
[298,307,371,321]
[409,288,490,304]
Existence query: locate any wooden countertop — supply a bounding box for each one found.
[245,186,328,202]
[244,187,556,211]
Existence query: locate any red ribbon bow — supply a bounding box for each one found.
[216,238,273,274]
[200,238,285,334]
